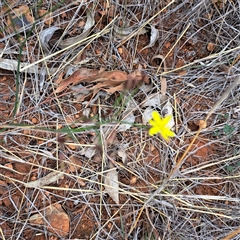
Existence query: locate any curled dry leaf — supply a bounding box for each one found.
[55,68,147,96]
[143,93,168,109]
[117,144,128,164]
[161,100,175,129]
[140,25,159,52]
[152,54,167,95]
[104,162,119,204]
[0,57,60,76]
[39,26,61,52]
[79,147,96,159]
[114,24,136,39]
[142,92,167,124]
[113,19,147,39]
[58,10,95,49]
[55,68,99,93]
[106,129,117,146]
[55,68,96,92]
[29,203,70,237]
[118,111,135,132]
[142,107,154,125]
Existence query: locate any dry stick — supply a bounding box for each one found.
[229,54,240,70]
[145,207,161,239]
[0,227,6,240]
[134,75,240,228]
[222,227,240,240]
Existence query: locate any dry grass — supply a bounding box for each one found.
[0,0,240,239]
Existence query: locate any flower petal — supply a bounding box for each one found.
[149,126,160,136]
[148,110,175,140]
[161,115,172,125]
[152,111,162,123]
[160,128,175,140]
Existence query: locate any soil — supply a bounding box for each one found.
[0,1,239,240]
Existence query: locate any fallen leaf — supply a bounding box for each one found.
[118,99,136,132]
[142,107,154,125]
[113,19,147,39]
[58,10,95,49]
[39,26,61,52]
[118,111,135,132]
[55,68,146,98]
[68,155,83,171]
[25,163,65,188]
[79,147,96,159]
[106,129,117,146]
[125,70,149,89]
[151,55,167,95]
[143,93,168,108]
[161,100,175,129]
[140,25,159,52]
[104,162,119,204]
[0,58,58,75]
[29,203,70,237]
[117,144,128,164]
[54,68,99,93]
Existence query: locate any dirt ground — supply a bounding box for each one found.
[0,1,240,240]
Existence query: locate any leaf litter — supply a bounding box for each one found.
[1,1,239,239]
[104,161,119,204]
[39,10,95,51]
[55,68,148,95]
[139,24,159,52]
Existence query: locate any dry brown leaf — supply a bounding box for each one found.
[207,42,215,52]
[55,72,64,84]
[90,70,128,85]
[55,68,146,96]
[55,68,99,93]
[69,156,82,171]
[105,84,125,94]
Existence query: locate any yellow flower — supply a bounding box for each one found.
[149,110,175,141]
